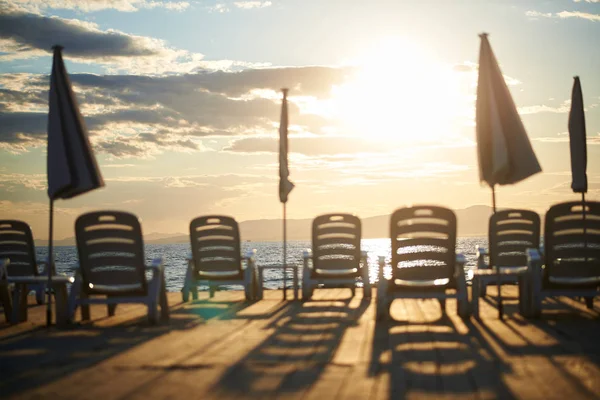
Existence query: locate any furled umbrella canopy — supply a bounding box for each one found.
[568,76,587,194]
[476,33,541,188]
[47,46,104,200]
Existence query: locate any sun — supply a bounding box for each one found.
[331,37,471,143]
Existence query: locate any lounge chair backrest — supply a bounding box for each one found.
[312,214,361,272]
[544,201,600,283]
[489,209,540,268]
[390,206,457,282]
[190,216,242,276]
[0,220,37,277]
[75,211,147,295]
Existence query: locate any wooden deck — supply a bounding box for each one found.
[1,288,599,399]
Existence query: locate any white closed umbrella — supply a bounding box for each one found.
[475,33,542,318]
[46,45,104,325]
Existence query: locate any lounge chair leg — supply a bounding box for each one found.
[584,296,594,310]
[68,274,82,321]
[244,267,254,301]
[209,285,216,298]
[148,302,158,325]
[108,303,117,317]
[182,261,194,302]
[376,279,389,321]
[455,267,470,319]
[0,281,12,322]
[439,298,446,313]
[351,287,356,297]
[472,277,481,319]
[159,274,169,322]
[35,285,45,305]
[12,284,28,323]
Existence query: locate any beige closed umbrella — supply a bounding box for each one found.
[475,33,542,318]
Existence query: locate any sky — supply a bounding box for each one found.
[0,0,599,240]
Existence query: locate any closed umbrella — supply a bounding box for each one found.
[46,45,104,325]
[568,76,587,196]
[568,76,588,257]
[279,88,294,299]
[475,33,542,318]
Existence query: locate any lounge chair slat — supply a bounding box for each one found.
[195,228,237,237]
[316,226,358,236]
[394,238,449,248]
[315,237,357,246]
[315,247,358,258]
[395,251,451,263]
[495,222,538,232]
[82,228,140,242]
[0,233,29,242]
[553,218,600,231]
[394,223,451,235]
[197,248,238,259]
[85,242,138,254]
[551,247,600,260]
[549,233,600,244]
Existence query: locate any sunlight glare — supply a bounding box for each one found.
[332,37,470,143]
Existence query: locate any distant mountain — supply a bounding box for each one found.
[36,205,499,246]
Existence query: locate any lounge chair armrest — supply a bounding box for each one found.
[527,248,542,264]
[146,257,164,272]
[303,249,312,260]
[378,255,387,281]
[242,249,257,270]
[360,250,368,268]
[455,253,466,276]
[0,258,8,279]
[476,246,489,270]
[303,249,313,269]
[243,249,257,261]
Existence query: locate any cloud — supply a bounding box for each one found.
[557,11,600,21]
[5,0,190,13]
[223,135,387,155]
[0,8,267,74]
[0,66,352,157]
[518,100,571,115]
[208,3,230,13]
[573,0,599,3]
[526,9,600,22]
[533,134,600,144]
[234,1,272,9]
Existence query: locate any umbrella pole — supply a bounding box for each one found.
[46,199,54,327]
[283,202,287,300]
[583,193,587,263]
[492,186,504,319]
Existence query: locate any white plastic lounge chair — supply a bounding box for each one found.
[472,209,540,318]
[68,211,169,324]
[302,213,371,301]
[376,206,469,320]
[0,220,48,305]
[183,216,258,301]
[525,201,600,317]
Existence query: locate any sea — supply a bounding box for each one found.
[36,237,487,292]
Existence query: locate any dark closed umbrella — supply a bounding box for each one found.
[475,33,542,318]
[278,89,294,299]
[568,77,587,195]
[45,46,104,325]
